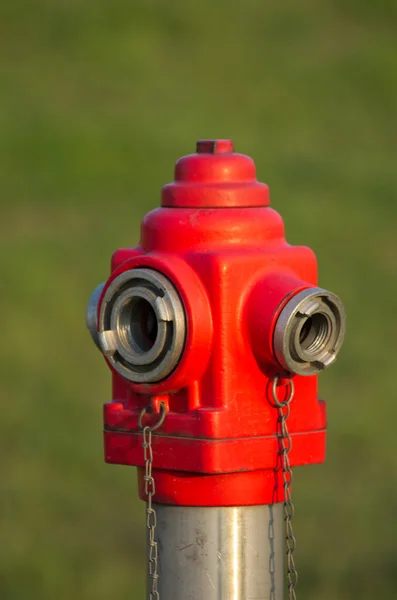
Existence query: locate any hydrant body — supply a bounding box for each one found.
[87,140,345,598]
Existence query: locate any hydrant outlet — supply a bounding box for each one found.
[91,268,186,383]
[273,287,346,375]
[86,282,105,350]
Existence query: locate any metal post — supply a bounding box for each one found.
[149,503,284,600]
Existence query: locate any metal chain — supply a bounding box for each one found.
[139,404,167,600]
[272,375,298,600]
[143,426,159,600]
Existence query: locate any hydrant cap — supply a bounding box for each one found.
[161,139,270,208]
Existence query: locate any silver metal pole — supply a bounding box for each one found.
[149,503,284,600]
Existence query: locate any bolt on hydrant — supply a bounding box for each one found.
[87,140,346,600]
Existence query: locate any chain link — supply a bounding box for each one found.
[272,375,298,600]
[140,403,167,600]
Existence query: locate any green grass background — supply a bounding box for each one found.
[1,1,396,598]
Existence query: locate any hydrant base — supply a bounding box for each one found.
[138,468,288,507]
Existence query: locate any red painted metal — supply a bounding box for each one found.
[100,140,325,506]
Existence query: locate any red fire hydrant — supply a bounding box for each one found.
[87,140,345,600]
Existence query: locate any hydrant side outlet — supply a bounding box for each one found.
[87,140,346,507]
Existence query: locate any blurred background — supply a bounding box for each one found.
[1,1,396,598]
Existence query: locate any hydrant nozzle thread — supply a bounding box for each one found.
[273,287,346,376]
